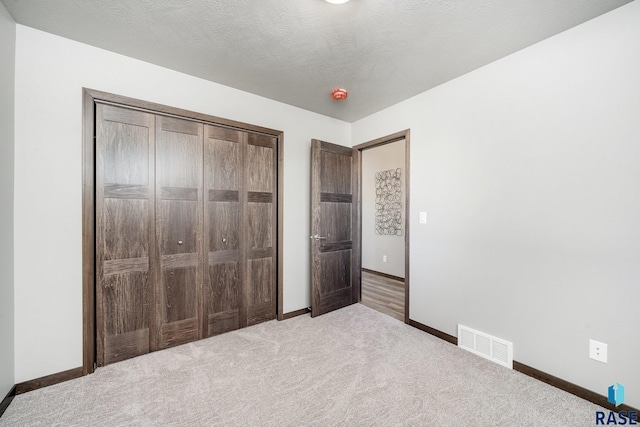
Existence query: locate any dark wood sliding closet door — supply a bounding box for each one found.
[246,134,277,325]
[96,104,155,365]
[204,126,243,336]
[94,100,279,366]
[202,129,277,335]
[155,116,204,349]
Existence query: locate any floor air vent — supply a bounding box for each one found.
[458,325,513,369]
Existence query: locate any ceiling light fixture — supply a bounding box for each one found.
[325,0,350,4]
[331,89,348,100]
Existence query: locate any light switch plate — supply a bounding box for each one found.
[419,211,427,224]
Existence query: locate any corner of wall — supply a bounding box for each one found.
[0,0,16,399]
[0,0,16,398]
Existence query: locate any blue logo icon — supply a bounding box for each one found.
[596,383,636,425]
[608,382,625,407]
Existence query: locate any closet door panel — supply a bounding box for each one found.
[207,262,240,335]
[247,258,274,325]
[246,140,275,193]
[103,198,149,259]
[207,128,241,189]
[245,134,277,325]
[162,267,197,323]
[159,200,199,254]
[102,272,149,364]
[204,126,243,336]
[208,202,239,252]
[96,104,155,366]
[156,116,203,349]
[247,202,273,249]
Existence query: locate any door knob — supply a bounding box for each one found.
[310,234,327,241]
[177,240,183,245]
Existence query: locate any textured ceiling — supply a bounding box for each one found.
[1,0,632,122]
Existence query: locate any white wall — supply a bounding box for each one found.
[13,26,350,383]
[361,140,405,277]
[352,1,640,408]
[0,2,16,399]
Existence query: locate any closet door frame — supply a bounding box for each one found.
[82,88,285,375]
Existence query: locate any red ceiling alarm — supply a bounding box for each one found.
[331,88,348,100]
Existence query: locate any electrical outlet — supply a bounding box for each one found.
[589,339,607,363]
[382,255,387,263]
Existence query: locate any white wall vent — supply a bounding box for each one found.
[457,325,513,369]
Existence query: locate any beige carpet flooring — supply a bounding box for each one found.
[1,304,604,426]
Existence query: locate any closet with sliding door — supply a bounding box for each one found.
[93,98,279,366]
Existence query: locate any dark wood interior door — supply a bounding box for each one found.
[155,116,204,349]
[95,98,279,365]
[310,139,360,317]
[96,104,155,365]
[245,133,277,325]
[202,128,277,334]
[203,126,243,336]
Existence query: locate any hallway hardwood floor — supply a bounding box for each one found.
[360,269,405,321]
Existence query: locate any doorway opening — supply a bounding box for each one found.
[354,130,410,323]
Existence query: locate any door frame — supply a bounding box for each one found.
[353,129,410,323]
[82,88,285,374]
